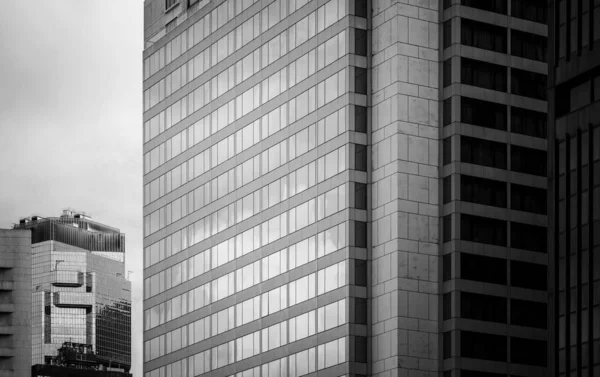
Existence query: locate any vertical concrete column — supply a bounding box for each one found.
[370,0,440,376]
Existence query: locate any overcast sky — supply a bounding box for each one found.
[0,1,144,374]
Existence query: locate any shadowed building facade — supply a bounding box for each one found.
[547,0,600,375]
[142,0,549,376]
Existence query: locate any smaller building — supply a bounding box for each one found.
[31,341,132,377]
[0,228,32,376]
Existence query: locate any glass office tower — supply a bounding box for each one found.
[15,210,132,372]
[547,0,600,375]
[143,0,549,376]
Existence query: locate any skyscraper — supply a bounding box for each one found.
[142,0,549,375]
[0,229,32,376]
[547,0,600,375]
[15,210,132,373]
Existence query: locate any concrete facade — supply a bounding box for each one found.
[0,229,32,377]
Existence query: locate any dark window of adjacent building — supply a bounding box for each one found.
[461,214,507,246]
[355,0,367,18]
[511,29,547,62]
[354,336,367,362]
[355,183,367,209]
[510,260,547,291]
[461,96,507,131]
[355,259,367,286]
[355,68,368,94]
[461,253,507,285]
[443,176,452,204]
[443,0,452,10]
[461,136,507,169]
[511,0,547,24]
[511,299,547,328]
[355,221,367,248]
[511,221,547,253]
[443,215,452,243]
[443,332,452,359]
[510,106,547,138]
[461,57,507,92]
[510,337,547,366]
[355,29,368,56]
[511,184,547,214]
[461,331,507,361]
[461,0,507,14]
[443,253,452,281]
[444,97,452,126]
[355,298,367,324]
[511,68,547,100]
[461,175,507,207]
[355,144,368,171]
[443,137,452,165]
[594,76,600,102]
[355,106,367,133]
[461,291,507,323]
[570,79,592,111]
[443,20,452,49]
[511,145,547,176]
[444,59,452,88]
[443,292,452,320]
[461,18,507,53]
[166,0,178,9]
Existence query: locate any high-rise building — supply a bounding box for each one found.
[142,0,549,376]
[547,0,600,375]
[14,210,132,374]
[0,229,32,376]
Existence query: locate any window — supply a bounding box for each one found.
[461,253,507,285]
[511,260,547,291]
[461,0,507,14]
[354,260,367,286]
[511,299,547,328]
[444,59,452,88]
[511,0,547,24]
[511,184,547,214]
[511,337,547,366]
[461,18,507,53]
[461,57,507,91]
[355,298,367,324]
[511,29,547,62]
[443,0,452,10]
[443,20,452,49]
[461,214,507,246]
[355,183,367,209]
[461,136,507,169]
[355,144,368,171]
[355,106,367,133]
[461,175,507,207]
[355,29,367,56]
[443,176,452,204]
[511,106,547,138]
[355,221,367,248]
[511,145,547,176]
[461,331,507,361]
[511,68,547,100]
[443,137,452,165]
[511,221,547,253]
[443,292,452,320]
[355,68,367,94]
[443,215,452,243]
[443,253,452,281]
[461,96,507,131]
[443,332,452,359]
[570,79,592,111]
[354,336,367,363]
[461,292,507,323]
[166,0,178,10]
[461,370,506,377]
[355,0,367,17]
[443,97,452,126]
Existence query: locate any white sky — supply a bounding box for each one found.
[0,1,144,374]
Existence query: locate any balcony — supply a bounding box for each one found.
[0,326,13,335]
[0,305,14,313]
[52,271,83,287]
[0,260,14,269]
[53,292,93,308]
[0,347,14,357]
[0,282,14,291]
